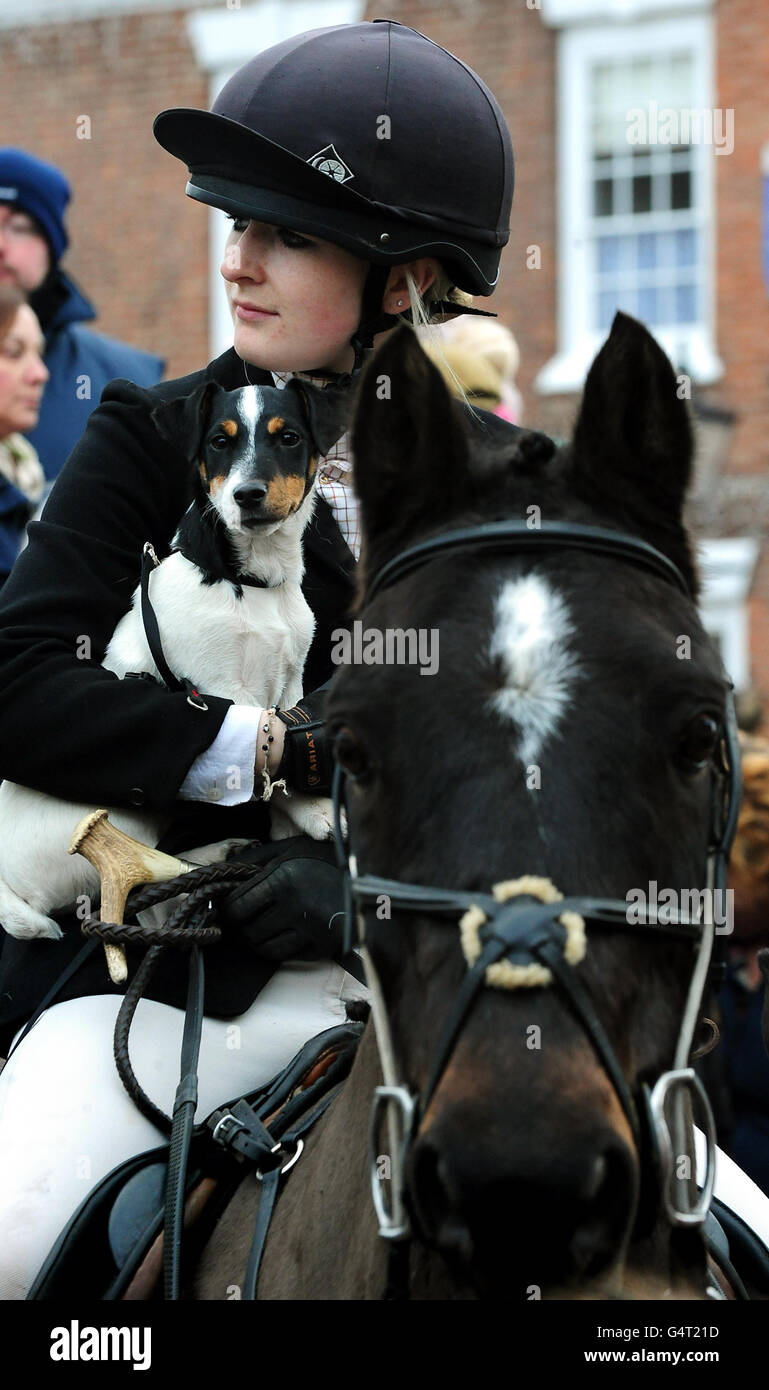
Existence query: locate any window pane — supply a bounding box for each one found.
[637,233,658,269]
[675,283,697,322]
[671,169,691,210]
[633,174,652,213]
[594,178,613,216]
[638,286,658,322]
[658,232,674,267]
[674,228,697,267]
[597,236,621,272]
[598,290,618,330]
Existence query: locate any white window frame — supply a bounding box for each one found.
[186,0,365,361]
[697,539,758,689]
[536,8,723,394]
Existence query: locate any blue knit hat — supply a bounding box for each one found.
[0,149,70,262]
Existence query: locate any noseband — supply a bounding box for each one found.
[332,521,741,1266]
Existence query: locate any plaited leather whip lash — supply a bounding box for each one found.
[82,854,257,1299]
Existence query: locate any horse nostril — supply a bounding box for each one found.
[409,1132,637,1286]
[409,1139,474,1262]
[569,1143,637,1276]
[233,482,268,507]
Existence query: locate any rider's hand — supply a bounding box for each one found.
[218,835,346,962]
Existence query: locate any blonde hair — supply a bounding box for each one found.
[403,267,476,406]
[403,266,474,330]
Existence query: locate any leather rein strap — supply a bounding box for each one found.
[333,519,742,1278]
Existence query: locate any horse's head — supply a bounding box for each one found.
[327,313,734,1296]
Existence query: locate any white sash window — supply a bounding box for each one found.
[537,4,722,393]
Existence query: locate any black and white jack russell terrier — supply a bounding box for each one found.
[0,377,347,941]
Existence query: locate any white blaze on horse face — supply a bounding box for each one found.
[489,575,578,765]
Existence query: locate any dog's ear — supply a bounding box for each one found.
[288,380,349,456]
[151,381,218,461]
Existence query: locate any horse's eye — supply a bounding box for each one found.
[279,429,301,447]
[678,714,721,771]
[333,726,369,781]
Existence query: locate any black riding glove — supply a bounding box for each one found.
[275,685,334,794]
[219,835,346,963]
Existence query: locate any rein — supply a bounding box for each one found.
[332,519,742,1288]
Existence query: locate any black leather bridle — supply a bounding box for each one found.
[331,521,742,1268]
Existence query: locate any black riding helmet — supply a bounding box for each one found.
[154,19,514,367]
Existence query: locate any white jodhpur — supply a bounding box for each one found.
[0,959,368,1300]
[695,1126,769,1254]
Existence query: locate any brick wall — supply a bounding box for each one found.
[716,0,769,477]
[0,8,210,379]
[715,0,769,698]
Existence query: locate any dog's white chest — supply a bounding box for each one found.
[104,553,315,708]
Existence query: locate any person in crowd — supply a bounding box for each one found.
[0,149,164,480]
[0,283,47,585]
[436,312,522,422]
[718,732,769,1195]
[422,338,505,413]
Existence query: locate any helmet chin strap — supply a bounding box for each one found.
[301,265,397,384]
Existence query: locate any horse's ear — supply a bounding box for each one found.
[571,312,693,524]
[351,325,470,554]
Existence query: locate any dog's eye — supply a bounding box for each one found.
[209,435,230,450]
[279,430,301,447]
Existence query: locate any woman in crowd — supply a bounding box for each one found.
[0,283,48,585]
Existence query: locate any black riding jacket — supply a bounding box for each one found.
[0,347,357,1048]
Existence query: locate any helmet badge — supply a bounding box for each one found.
[306,144,354,184]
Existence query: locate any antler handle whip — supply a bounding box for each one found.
[69,810,193,983]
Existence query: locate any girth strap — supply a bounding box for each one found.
[241,1084,343,1300]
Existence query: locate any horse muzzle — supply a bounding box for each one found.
[406,1116,639,1290]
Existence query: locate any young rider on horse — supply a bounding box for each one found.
[0,20,516,1298]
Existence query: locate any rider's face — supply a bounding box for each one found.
[221,219,370,374]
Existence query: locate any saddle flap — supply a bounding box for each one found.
[108,1162,166,1268]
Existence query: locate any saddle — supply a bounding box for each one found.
[27,1020,363,1301]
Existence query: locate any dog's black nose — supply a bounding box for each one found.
[233,482,268,508]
